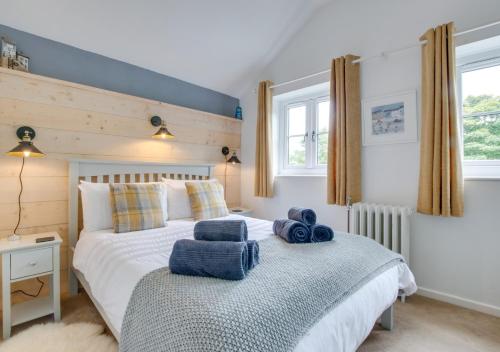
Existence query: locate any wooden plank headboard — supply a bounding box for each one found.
[67,159,214,294]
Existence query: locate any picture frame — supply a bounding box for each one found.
[14,53,29,72]
[362,90,417,146]
[1,38,16,59]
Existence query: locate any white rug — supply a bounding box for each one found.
[0,322,117,352]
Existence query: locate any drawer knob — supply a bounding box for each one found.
[28,262,37,266]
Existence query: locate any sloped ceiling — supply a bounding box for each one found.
[0,0,331,97]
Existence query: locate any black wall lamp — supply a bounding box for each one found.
[151,115,174,139]
[222,146,241,165]
[6,126,45,158]
[221,146,241,200]
[6,126,45,241]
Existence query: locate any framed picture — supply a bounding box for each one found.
[1,38,16,59]
[362,90,417,146]
[15,53,29,72]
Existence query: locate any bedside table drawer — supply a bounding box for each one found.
[11,248,53,280]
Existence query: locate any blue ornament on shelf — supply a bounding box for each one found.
[235,106,243,120]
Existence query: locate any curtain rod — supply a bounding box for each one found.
[264,19,500,90]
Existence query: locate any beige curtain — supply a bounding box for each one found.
[254,80,273,198]
[327,55,361,206]
[417,22,464,217]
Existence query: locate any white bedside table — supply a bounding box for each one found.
[0,232,62,339]
[229,207,253,217]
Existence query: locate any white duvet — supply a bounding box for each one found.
[73,214,417,352]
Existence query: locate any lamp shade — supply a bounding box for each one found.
[227,151,241,164]
[151,116,175,140]
[152,125,175,139]
[6,128,45,158]
[6,141,45,158]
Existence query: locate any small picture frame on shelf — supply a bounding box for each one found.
[14,53,29,72]
[1,38,16,59]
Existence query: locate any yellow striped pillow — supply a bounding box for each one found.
[109,183,165,233]
[185,181,228,220]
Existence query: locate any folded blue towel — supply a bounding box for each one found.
[273,219,311,243]
[310,224,334,242]
[194,220,248,242]
[246,240,260,270]
[169,239,248,280]
[288,207,317,226]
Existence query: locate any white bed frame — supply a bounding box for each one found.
[67,159,394,342]
[67,159,215,339]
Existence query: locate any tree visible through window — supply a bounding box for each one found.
[461,63,500,160]
[316,100,329,165]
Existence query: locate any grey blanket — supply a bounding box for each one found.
[120,233,403,352]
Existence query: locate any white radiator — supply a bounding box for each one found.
[349,203,412,265]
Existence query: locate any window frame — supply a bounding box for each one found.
[457,52,500,179]
[277,88,329,176]
[314,96,330,167]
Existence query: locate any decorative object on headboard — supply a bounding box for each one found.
[1,37,30,72]
[150,115,175,139]
[235,106,243,120]
[14,52,29,72]
[1,37,16,69]
[221,146,241,200]
[5,126,45,241]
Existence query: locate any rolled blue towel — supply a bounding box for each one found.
[310,224,334,243]
[169,239,248,280]
[246,240,260,270]
[288,207,317,226]
[273,219,311,244]
[194,220,248,242]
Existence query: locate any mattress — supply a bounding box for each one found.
[73,214,417,351]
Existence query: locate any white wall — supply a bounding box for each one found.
[240,0,500,315]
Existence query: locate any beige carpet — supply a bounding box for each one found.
[3,294,500,351]
[359,295,500,352]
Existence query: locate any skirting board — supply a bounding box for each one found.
[417,287,500,318]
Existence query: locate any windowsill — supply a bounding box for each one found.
[276,175,499,180]
[275,174,327,178]
[463,161,500,180]
[464,176,500,181]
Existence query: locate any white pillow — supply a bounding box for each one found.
[79,181,113,232]
[162,178,224,220]
[79,181,168,232]
[162,179,193,220]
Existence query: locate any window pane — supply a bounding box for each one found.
[288,136,306,166]
[288,105,306,136]
[317,101,330,133]
[462,64,500,160]
[317,133,328,165]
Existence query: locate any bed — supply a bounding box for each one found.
[68,159,417,352]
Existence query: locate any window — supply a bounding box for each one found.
[458,39,500,178]
[275,83,329,175]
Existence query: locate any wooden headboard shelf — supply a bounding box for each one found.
[68,159,214,294]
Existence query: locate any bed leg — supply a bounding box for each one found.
[380,305,394,331]
[69,269,78,296]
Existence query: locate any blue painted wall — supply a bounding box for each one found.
[0,24,239,117]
